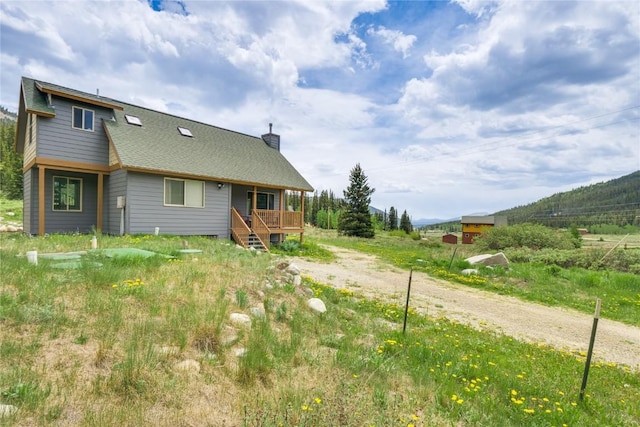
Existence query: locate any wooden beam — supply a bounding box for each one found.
[300,190,305,244]
[97,173,103,233]
[38,166,45,236]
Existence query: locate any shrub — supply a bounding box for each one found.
[476,223,576,251]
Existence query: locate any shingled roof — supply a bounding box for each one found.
[18,77,314,192]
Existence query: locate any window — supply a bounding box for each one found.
[53,176,82,211]
[164,178,204,207]
[247,191,275,213]
[125,114,142,126]
[72,107,94,131]
[177,126,193,137]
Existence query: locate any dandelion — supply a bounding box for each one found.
[314,397,322,404]
[524,409,535,414]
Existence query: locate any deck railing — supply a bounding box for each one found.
[253,209,304,230]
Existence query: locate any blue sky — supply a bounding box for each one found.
[1,0,638,220]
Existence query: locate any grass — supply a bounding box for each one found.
[0,230,638,426]
[304,228,640,327]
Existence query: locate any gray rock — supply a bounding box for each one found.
[229,312,252,327]
[250,306,266,318]
[292,275,302,287]
[173,359,200,373]
[0,404,17,417]
[466,252,509,267]
[307,298,327,313]
[287,263,301,276]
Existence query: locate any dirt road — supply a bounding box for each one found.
[293,246,640,370]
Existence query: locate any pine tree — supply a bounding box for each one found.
[337,163,375,238]
[388,206,398,230]
[0,120,22,199]
[400,210,413,234]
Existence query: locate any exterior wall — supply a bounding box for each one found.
[43,169,98,234]
[442,234,458,244]
[23,114,37,166]
[126,172,230,236]
[105,169,128,235]
[461,215,507,244]
[36,96,111,165]
[231,185,281,215]
[462,226,491,244]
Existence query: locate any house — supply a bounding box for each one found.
[442,233,458,244]
[14,77,313,250]
[460,215,507,244]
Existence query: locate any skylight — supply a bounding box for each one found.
[178,126,193,137]
[124,114,142,126]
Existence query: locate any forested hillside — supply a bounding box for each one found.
[494,171,640,229]
[0,107,22,199]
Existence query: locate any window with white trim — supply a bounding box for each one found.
[164,178,204,207]
[72,106,94,131]
[53,176,82,211]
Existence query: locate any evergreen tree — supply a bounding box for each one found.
[310,191,320,226]
[337,163,375,238]
[0,120,22,199]
[400,210,413,234]
[388,206,398,230]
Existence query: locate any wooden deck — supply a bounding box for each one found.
[230,208,305,250]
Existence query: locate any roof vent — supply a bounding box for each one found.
[261,123,280,151]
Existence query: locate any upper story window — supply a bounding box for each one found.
[53,176,82,211]
[72,106,94,131]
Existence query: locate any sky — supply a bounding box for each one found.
[1,0,639,221]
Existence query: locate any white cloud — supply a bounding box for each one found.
[0,0,637,220]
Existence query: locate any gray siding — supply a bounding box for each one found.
[231,185,281,215]
[44,170,98,234]
[23,169,34,234]
[126,172,230,237]
[105,169,128,235]
[37,97,111,165]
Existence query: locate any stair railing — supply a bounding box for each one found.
[251,213,271,251]
[231,207,252,248]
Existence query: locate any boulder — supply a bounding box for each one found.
[173,359,200,373]
[229,313,252,327]
[465,252,509,268]
[0,404,17,417]
[307,298,327,314]
[287,263,301,276]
